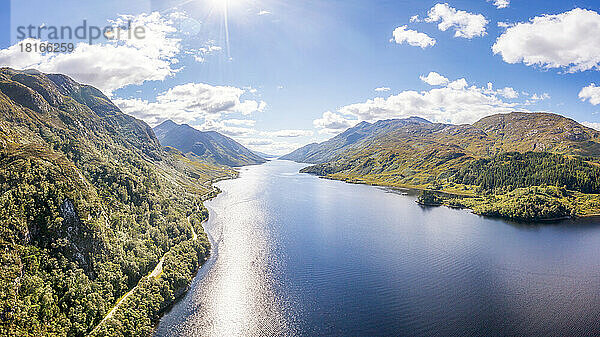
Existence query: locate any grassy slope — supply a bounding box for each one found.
[0,68,236,336]
[295,113,600,220]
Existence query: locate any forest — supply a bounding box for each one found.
[453,152,600,194]
[0,68,235,337]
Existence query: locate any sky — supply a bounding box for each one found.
[1,0,600,155]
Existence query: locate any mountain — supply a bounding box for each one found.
[280,117,432,163]
[285,113,600,183]
[252,150,278,159]
[0,68,236,336]
[284,112,600,220]
[154,120,266,167]
[284,113,600,165]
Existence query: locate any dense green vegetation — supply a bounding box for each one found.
[0,68,236,336]
[290,114,600,221]
[454,152,600,194]
[417,190,444,206]
[449,186,572,221]
[90,212,211,337]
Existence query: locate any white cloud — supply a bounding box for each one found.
[447,78,468,90]
[496,87,519,99]
[258,10,271,16]
[579,83,600,105]
[313,77,526,129]
[375,87,391,92]
[268,129,314,138]
[390,25,436,48]
[489,0,510,9]
[246,141,300,156]
[582,122,600,131]
[0,12,181,94]
[223,119,257,127]
[186,41,222,63]
[198,119,256,137]
[114,83,266,126]
[313,111,358,134]
[522,92,550,105]
[425,3,488,39]
[199,44,222,54]
[493,9,600,72]
[420,72,449,86]
[410,15,422,23]
[243,138,273,146]
[531,93,550,101]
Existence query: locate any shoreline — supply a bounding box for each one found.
[150,175,230,335]
[310,172,600,224]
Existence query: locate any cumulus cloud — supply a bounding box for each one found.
[579,84,600,105]
[447,78,468,90]
[375,87,391,92]
[530,93,550,101]
[0,12,182,94]
[492,9,600,72]
[198,118,257,137]
[496,87,519,99]
[425,3,488,39]
[186,41,222,63]
[236,136,307,156]
[313,111,358,134]
[114,83,266,126]
[489,0,510,9]
[313,76,527,130]
[582,122,600,131]
[390,25,436,48]
[420,72,449,86]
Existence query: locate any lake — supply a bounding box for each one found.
[155,160,600,336]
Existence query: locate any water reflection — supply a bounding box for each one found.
[156,160,600,337]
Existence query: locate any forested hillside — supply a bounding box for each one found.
[288,113,600,220]
[0,68,236,336]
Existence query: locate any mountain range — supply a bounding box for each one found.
[283,112,600,220]
[0,68,241,336]
[154,120,265,167]
[283,112,600,186]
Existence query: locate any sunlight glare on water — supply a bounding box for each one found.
[156,160,600,337]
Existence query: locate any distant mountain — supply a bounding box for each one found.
[285,112,600,220]
[284,112,600,186]
[280,117,431,163]
[154,120,266,167]
[0,68,235,336]
[252,150,278,159]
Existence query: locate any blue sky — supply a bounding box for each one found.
[1,0,600,154]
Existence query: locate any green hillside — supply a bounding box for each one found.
[287,113,600,220]
[0,68,236,336]
[154,120,266,167]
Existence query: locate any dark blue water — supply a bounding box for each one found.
[155,160,600,336]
